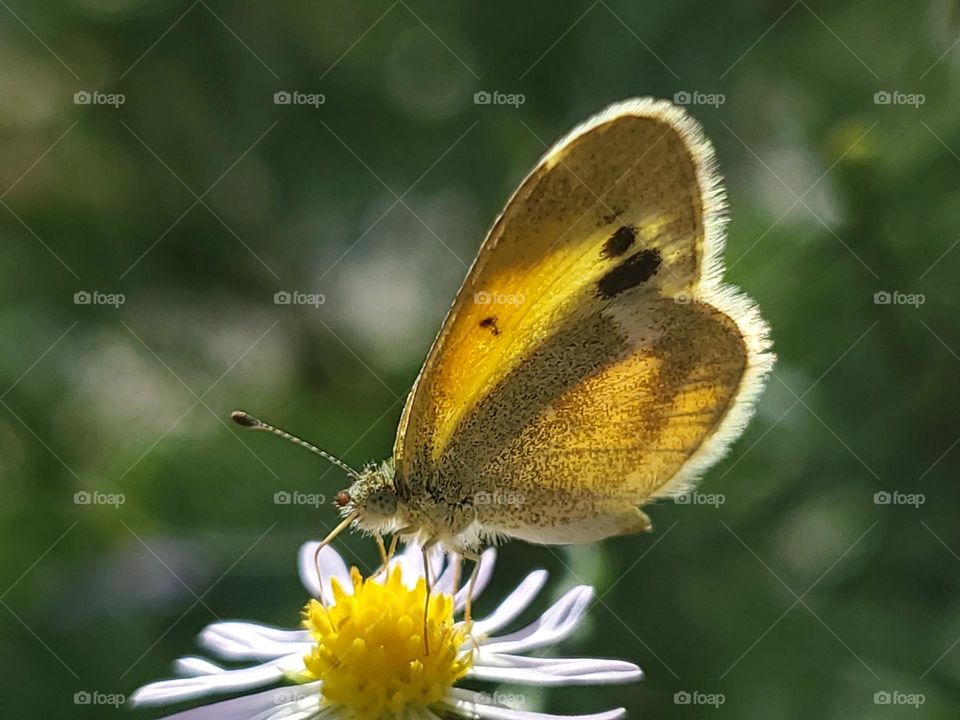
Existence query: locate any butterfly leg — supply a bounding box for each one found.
[454,548,483,655]
[375,533,388,565]
[459,548,483,624]
[451,553,462,600]
[313,512,358,607]
[420,538,439,655]
[386,532,400,563]
[371,533,396,580]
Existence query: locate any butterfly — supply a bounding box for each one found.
[235,97,773,572]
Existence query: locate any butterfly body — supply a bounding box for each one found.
[331,97,773,554]
[340,461,494,551]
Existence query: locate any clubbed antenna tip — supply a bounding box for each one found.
[230,410,260,428]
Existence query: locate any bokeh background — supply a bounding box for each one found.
[2,1,959,717]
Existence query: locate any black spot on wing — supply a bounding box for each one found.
[601,225,636,259]
[596,249,661,299]
[479,316,501,336]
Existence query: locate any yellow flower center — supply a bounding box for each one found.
[301,566,472,720]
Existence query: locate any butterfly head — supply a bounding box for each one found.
[337,459,405,534]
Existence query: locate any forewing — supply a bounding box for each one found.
[394,98,772,533]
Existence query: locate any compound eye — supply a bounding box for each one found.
[366,489,397,516]
[334,490,351,507]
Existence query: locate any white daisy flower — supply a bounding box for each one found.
[130,541,642,720]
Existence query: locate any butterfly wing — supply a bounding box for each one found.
[394,97,773,544]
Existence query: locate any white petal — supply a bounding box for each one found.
[200,621,312,661]
[467,660,642,686]
[174,657,226,677]
[146,683,323,720]
[479,586,593,654]
[207,623,311,642]
[129,655,304,708]
[454,547,497,611]
[471,570,547,638]
[434,551,461,595]
[474,654,642,683]
[388,541,428,582]
[442,687,626,720]
[299,542,350,601]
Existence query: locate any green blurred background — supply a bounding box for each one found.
[2,1,959,717]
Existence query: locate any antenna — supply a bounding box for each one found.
[230,410,360,479]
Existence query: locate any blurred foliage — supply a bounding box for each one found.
[2,0,960,717]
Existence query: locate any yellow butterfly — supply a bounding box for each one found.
[236,97,773,567]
